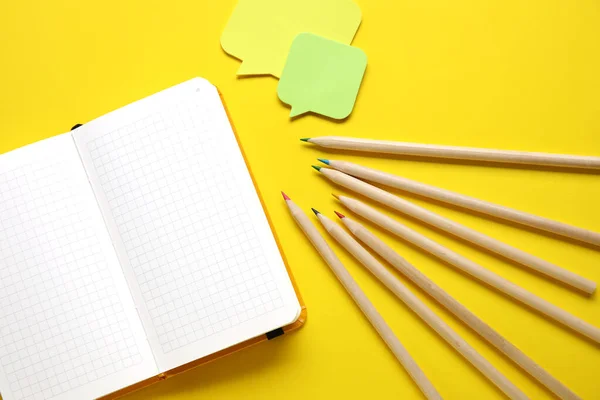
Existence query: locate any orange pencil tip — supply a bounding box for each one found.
[334,211,345,219]
[281,191,290,201]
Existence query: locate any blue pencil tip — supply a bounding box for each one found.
[317,158,330,165]
[311,208,320,216]
[311,165,321,172]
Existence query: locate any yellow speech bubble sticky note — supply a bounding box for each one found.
[220,0,361,78]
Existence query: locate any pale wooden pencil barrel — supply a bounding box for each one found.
[284,199,442,399]
[338,196,600,344]
[319,214,527,400]
[326,160,600,247]
[307,136,600,170]
[341,216,580,400]
[320,168,596,295]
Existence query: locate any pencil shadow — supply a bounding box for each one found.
[380,203,594,297]
[344,224,581,399]
[362,249,567,399]
[322,174,597,296]
[315,260,453,396]
[341,206,600,349]
[307,147,600,175]
[368,181,600,253]
[319,234,509,399]
[336,246,517,400]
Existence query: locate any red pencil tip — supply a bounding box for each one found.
[334,211,345,219]
[281,191,290,201]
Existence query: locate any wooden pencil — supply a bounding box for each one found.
[334,195,600,344]
[314,166,596,295]
[318,159,600,248]
[301,136,600,171]
[317,212,528,400]
[336,211,580,400]
[281,192,442,399]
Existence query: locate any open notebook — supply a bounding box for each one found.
[0,78,304,400]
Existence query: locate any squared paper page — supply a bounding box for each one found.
[72,78,301,371]
[0,134,157,400]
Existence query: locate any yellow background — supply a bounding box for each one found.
[1,0,599,398]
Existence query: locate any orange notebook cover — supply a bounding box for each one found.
[0,77,305,400]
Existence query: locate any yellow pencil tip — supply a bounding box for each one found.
[331,193,339,199]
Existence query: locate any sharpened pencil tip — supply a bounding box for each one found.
[300,138,311,142]
[311,208,320,216]
[334,211,345,219]
[331,193,339,200]
[311,165,321,172]
[317,158,329,165]
[281,191,290,201]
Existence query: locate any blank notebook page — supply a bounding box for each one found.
[0,135,157,400]
[73,78,301,371]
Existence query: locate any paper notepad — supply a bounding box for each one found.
[0,78,302,400]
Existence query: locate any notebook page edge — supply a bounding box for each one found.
[0,134,158,400]
[69,125,162,376]
[71,77,301,372]
[211,85,302,327]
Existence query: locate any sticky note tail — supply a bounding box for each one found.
[237,60,269,76]
[290,106,309,118]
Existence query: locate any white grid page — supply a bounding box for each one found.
[0,137,152,400]
[84,95,284,355]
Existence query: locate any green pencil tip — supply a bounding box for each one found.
[317,158,329,165]
[300,138,311,142]
[311,208,320,216]
[311,165,321,172]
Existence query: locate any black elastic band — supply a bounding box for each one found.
[266,327,285,340]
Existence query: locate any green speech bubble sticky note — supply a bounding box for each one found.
[220,0,361,78]
[277,33,367,119]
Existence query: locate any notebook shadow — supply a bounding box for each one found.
[123,334,301,399]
